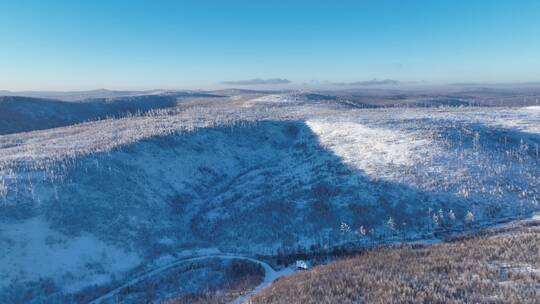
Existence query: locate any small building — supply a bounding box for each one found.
[295,260,309,270]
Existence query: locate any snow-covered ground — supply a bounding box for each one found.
[0,218,140,293]
[0,93,539,302]
[87,253,295,304]
[306,119,435,179]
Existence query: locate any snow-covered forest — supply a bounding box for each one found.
[0,91,539,303]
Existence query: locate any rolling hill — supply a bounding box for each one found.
[0,93,539,303]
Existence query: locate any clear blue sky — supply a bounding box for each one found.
[1,0,540,90]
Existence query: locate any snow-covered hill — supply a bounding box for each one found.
[0,95,183,135]
[0,93,539,302]
[0,90,225,136]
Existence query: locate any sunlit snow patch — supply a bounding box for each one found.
[306,119,435,180]
[524,106,540,111]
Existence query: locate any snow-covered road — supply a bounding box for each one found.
[231,260,294,304]
[88,253,295,304]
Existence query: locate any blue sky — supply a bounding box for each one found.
[1,0,540,90]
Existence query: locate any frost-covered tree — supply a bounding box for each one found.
[432,214,439,226]
[473,132,481,151]
[356,225,366,236]
[386,217,396,231]
[0,178,7,199]
[340,222,351,234]
[448,209,456,221]
[465,211,475,224]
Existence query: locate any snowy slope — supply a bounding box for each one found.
[0,95,179,135]
[0,218,140,293]
[0,94,539,302]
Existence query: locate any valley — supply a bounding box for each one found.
[0,91,539,303]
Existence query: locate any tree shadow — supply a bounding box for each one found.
[2,117,539,302]
[13,119,534,255]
